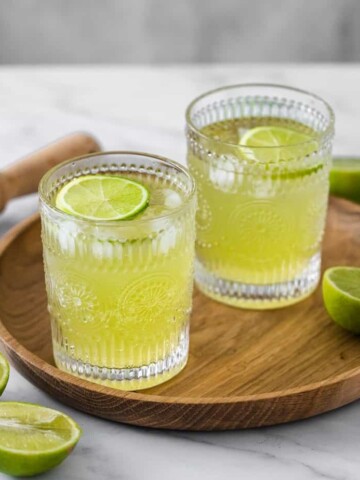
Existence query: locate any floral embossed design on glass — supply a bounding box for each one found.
[39,152,196,390]
[186,84,334,309]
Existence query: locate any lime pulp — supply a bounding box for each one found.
[56,175,149,221]
[0,402,81,477]
[323,266,360,334]
[240,126,318,162]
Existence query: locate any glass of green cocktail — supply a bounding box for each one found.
[39,152,196,390]
[186,84,334,309]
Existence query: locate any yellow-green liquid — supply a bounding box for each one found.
[42,173,195,390]
[188,117,330,308]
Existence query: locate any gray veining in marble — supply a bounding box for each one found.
[0,65,360,479]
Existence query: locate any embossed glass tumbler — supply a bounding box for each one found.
[186,84,334,309]
[39,152,196,390]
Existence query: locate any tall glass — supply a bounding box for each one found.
[186,84,334,309]
[39,152,196,390]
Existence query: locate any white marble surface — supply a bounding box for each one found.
[0,65,360,479]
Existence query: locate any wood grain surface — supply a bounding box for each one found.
[0,197,360,430]
[0,132,101,211]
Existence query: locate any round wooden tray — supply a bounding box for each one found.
[0,198,360,431]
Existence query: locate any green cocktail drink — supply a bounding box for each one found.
[186,84,334,309]
[39,152,196,390]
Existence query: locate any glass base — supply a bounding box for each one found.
[53,330,189,391]
[195,253,321,309]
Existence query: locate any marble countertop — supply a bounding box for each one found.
[1,64,360,480]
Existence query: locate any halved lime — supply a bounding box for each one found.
[0,402,81,477]
[323,267,360,334]
[240,126,317,162]
[330,157,360,204]
[56,175,149,221]
[0,352,9,396]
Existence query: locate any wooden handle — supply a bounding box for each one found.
[0,132,101,211]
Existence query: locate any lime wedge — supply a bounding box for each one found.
[0,402,81,477]
[56,175,149,221]
[240,126,317,162]
[330,157,360,204]
[0,352,9,396]
[323,267,360,334]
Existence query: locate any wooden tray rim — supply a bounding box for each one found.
[1,213,360,406]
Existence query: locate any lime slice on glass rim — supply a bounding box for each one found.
[240,126,318,163]
[323,267,360,334]
[56,175,149,221]
[0,352,9,396]
[330,157,360,204]
[0,402,81,477]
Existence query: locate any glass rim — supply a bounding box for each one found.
[185,82,335,151]
[39,150,196,227]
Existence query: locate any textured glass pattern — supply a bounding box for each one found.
[186,84,334,309]
[40,153,196,390]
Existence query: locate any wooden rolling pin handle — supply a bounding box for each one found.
[0,132,101,212]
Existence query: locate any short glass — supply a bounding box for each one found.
[186,84,335,309]
[39,152,196,390]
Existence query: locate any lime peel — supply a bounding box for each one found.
[56,175,149,221]
[0,402,81,477]
[240,126,317,162]
[0,352,9,396]
[323,266,360,334]
[330,157,360,204]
